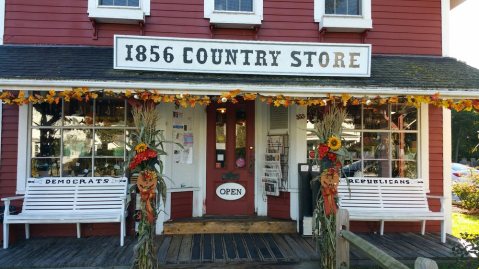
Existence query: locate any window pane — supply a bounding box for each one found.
[364,160,390,177]
[343,105,362,130]
[240,0,253,11]
[392,160,417,178]
[391,105,418,130]
[31,158,60,177]
[94,158,124,176]
[128,0,139,7]
[215,0,227,10]
[325,0,334,14]
[95,129,125,157]
[95,97,126,127]
[392,133,417,160]
[62,157,92,177]
[342,130,361,160]
[363,132,389,159]
[363,105,389,130]
[348,0,360,15]
[32,102,62,127]
[31,128,61,158]
[64,100,93,126]
[227,0,240,11]
[63,129,93,158]
[99,0,114,5]
[335,0,347,15]
[216,107,227,168]
[235,109,246,168]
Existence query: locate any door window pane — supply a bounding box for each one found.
[215,108,227,168]
[235,109,247,168]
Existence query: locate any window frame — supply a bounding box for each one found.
[341,104,420,179]
[314,0,372,32]
[88,0,150,23]
[204,0,263,27]
[28,97,136,179]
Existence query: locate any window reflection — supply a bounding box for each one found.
[235,109,247,168]
[94,158,124,176]
[32,103,62,127]
[62,158,92,177]
[64,100,93,126]
[95,97,126,127]
[363,105,389,130]
[95,129,125,157]
[215,108,227,168]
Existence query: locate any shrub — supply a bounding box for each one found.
[453,173,479,211]
[452,232,479,269]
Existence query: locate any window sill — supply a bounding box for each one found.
[319,15,372,32]
[207,12,262,28]
[88,7,146,24]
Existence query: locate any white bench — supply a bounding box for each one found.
[2,177,128,249]
[338,177,446,243]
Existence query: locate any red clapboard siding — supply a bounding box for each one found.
[170,191,193,220]
[267,192,290,219]
[4,0,442,55]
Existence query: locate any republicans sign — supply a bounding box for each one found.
[114,35,371,77]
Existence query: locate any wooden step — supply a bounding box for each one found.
[163,217,297,235]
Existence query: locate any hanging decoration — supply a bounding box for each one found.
[309,105,349,269]
[0,88,479,113]
[127,99,172,269]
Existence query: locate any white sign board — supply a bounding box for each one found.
[114,35,371,77]
[216,182,246,201]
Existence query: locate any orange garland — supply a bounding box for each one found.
[0,88,478,112]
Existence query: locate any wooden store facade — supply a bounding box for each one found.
[1,0,479,242]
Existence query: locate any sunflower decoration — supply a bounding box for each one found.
[327,136,341,151]
[135,142,148,153]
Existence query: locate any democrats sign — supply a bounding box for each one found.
[114,35,371,77]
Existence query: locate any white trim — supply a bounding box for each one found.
[197,106,207,217]
[288,105,307,226]
[1,80,479,99]
[420,103,429,191]
[16,105,29,194]
[314,0,372,32]
[441,0,450,56]
[0,0,4,45]
[442,107,452,234]
[204,0,262,27]
[255,99,268,216]
[88,0,149,23]
[0,103,2,165]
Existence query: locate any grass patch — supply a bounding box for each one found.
[452,212,479,238]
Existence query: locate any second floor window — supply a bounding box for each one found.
[325,0,360,15]
[215,0,253,12]
[99,0,140,7]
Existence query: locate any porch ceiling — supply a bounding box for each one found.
[1,45,479,97]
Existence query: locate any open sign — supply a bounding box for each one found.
[216,182,246,201]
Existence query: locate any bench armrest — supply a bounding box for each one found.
[426,195,445,212]
[1,196,25,202]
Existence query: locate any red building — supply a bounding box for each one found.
[0,0,478,243]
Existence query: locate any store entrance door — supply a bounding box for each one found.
[206,100,255,215]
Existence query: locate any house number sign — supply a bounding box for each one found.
[216,182,246,201]
[114,35,371,77]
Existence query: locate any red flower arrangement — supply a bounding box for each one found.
[318,144,330,159]
[129,148,158,170]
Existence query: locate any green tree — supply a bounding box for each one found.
[452,110,479,163]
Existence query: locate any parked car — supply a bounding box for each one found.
[452,163,479,183]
